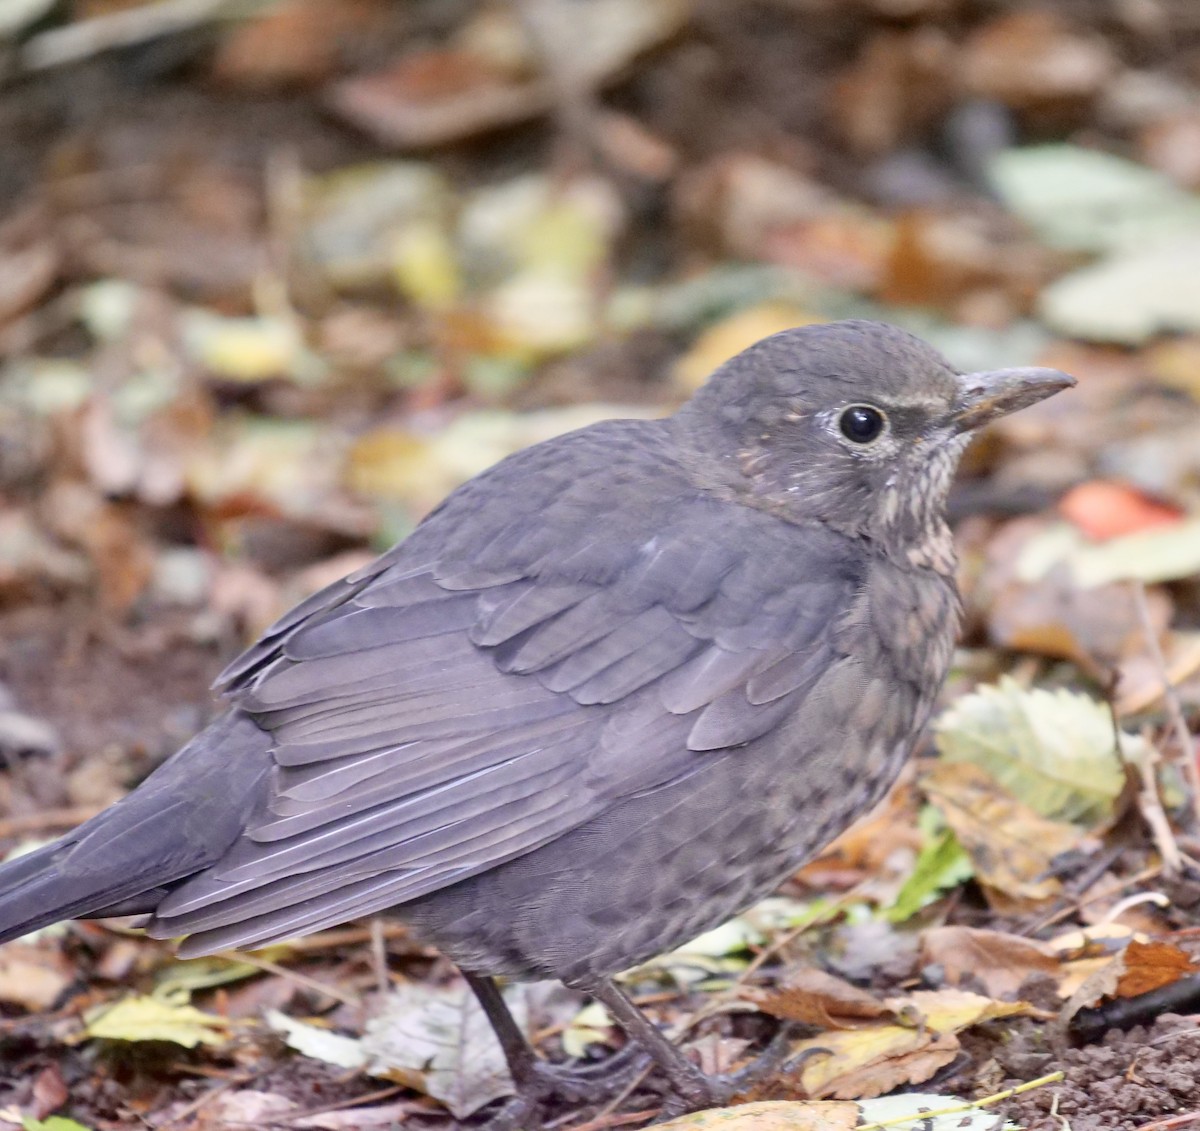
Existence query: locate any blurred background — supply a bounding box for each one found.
[3,2,1200,1128]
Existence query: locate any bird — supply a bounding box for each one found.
[0,320,1073,1124]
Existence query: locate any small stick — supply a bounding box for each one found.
[216,951,361,1009]
[369,916,389,999]
[1131,581,1200,828]
[857,1071,1065,1130]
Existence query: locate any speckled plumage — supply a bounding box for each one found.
[0,320,1072,1117]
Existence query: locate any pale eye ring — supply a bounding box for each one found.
[838,404,887,444]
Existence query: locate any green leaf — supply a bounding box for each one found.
[935,676,1142,825]
[22,1118,94,1131]
[885,808,974,923]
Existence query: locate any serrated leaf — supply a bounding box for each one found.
[84,995,231,1048]
[266,1009,367,1071]
[934,676,1138,824]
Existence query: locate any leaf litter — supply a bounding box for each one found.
[3,2,1200,1130]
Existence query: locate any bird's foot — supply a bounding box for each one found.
[659,1029,829,1118]
[477,1044,650,1128]
[524,1041,650,1103]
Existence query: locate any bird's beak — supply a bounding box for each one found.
[952,366,1076,433]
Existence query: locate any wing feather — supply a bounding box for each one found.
[146,429,864,951]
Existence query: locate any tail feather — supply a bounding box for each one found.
[0,711,270,944]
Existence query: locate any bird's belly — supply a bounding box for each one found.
[401,720,915,984]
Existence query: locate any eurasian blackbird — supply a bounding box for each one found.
[0,321,1073,1122]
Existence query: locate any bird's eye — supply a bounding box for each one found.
[838,404,887,444]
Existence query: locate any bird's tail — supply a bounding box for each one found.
[0,711,270,945]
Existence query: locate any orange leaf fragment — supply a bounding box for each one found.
[1059,480,1183,541]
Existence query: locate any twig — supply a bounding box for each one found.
[561,1107,660,1131]
[282,1083,410,1125]
[1133,1112,1200,1131]
[1132,581,1200,828]
[1017,863,1163,936]
[369,916,389,999]
[216,951,361,1009]
[857,1072,1065,1130]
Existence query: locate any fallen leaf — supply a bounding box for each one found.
[1115,631,1200,715]
[921,926,1061,999]
[560,1001,613,1058]
[84,995,231,1048]
[1040,237,1200,343]
[21,1118,94,1131]
[1058,938,1198,1029]
[921,762,1085,905]
[1115,940,1200,998]
[787,989,1034,1100]
[742,968,893,1029]
[989,144,1200,254]
[1017,517,1200,588]
[859,1092,1020,1129]
[1059,481,1184,540]
[673,305,821,393]
[361,981,526,1118]
[266,1010,367,1071]
[961,10,1115,110]
[884,805,973,923]
[795,1025,960,1100]
[655,1100,858,1129]
[934,677,1133,824]
[0,942,73,1011]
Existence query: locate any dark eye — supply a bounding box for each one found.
[838,404,886,444]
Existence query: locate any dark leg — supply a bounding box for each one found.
[467,971,541,1085]
[465,971,649,1124]
[577,976,828,1113]
[578,976,718,1106]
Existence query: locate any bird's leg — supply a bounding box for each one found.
[577,977,825,1113]
[577,976,722,1108]
[465,972,648,1122]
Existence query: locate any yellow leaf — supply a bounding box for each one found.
[392,219,461,310]
[922,761,1084,904]
[674,305,822,392]
[84,995,231,1048]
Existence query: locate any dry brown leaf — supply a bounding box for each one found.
[1114,631,1200,716]
[741,968,894,1029]
[0,941,73,1011]
[1115,940,1199,998]
[961,10,1116,109]
[1058,938,1196,1029]
[921,761,1085,905]
[655,1100,859,1130]
[921,926,1062,1000]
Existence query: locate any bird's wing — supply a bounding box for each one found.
[149,422,863,953]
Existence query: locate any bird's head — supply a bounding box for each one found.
[672,320,1074,572]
